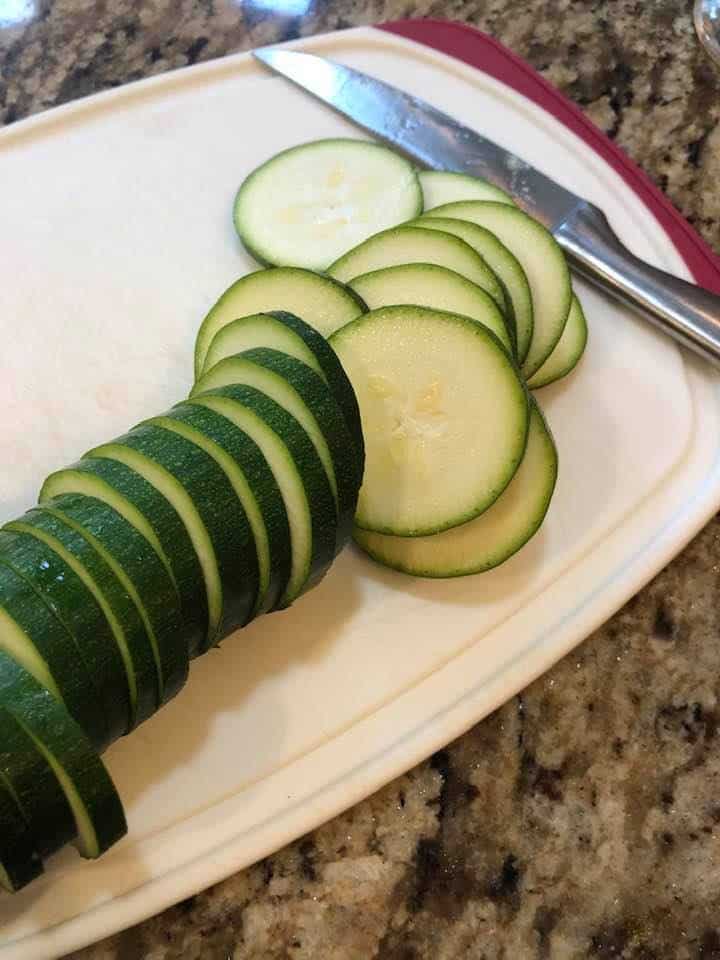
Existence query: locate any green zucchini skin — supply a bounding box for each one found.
[7,509,157,729]
[162,401,293,616]
[0,759,43,891]
[0,529,129,745]
[41,493,189,708]
[0,558,110,750]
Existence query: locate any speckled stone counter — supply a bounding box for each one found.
[3,2,720,957]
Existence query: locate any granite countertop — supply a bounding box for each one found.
[2,1,720,957]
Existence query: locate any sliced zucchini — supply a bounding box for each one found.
[0,705,76,858]
[354,399,557,576]
[6,510,156,729]
[0,651,126,859]
[0,762,42,891]
[327,225,501,292]
[422,201,572,378]
[193,350,359,554]
[0,529,129,746]
[89,425,259,647]
[0,559,110,749]
[201,310,364,478]
[234,138,423,271]
[44,458,207,659]
[410,216,530,356]
[527,293,588,389]
[190,385,337,603]
[40,494,189,708]
[194,268,365,379]
[349,264,512,355]
[329,306,529,536]
[420,170,515,208]
[415,216,532,363]
[144,411,282,617]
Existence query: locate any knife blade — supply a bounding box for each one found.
[254,47,720,369]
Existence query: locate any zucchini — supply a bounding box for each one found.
[190,385,337,603]
[0,650,126,859]
[192,349,359,554]
[354,399,557,576]
[414,216,532,363]
[349,263,512,355]
[0,559,110,749]
[0,529,129,746]
[45,458,207,658]
[330,306,529,536]
[201,311,364,477]
[233,138,423,270]
[40,494,189,708]
[0,762,42,891]
[89,425,259,647]
[419,170,515,208]
[327,225,502,292]
[194,268,365,380]
[422,201,572,378]
[6,510,156,729]
[527,293,588,389]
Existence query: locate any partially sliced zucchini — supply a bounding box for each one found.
[6,510,156,729]
[420,170,515,208]
[89,425,259,647]
[354,399,557,576]
[201,311,364,478]
[234,138,423,271]
[0,529,129,746]
[0,652,126,859]
[527,293,588,389]
[0,763,42,891]
[194,268,365,379]
[190,385,337,603]
[327,225,501,292]
[40,494,189,708]
[329,306,529,536]
[45,458,207,658]
[422,201,572,378]
[0,559,110,749]
[193,350,359,554]
[349,264,512,355]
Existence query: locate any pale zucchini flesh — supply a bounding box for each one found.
[419,170,516,209]
[527,293,588,389]
[330,306,529,537]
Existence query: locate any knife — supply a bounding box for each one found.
[254,47,720,368]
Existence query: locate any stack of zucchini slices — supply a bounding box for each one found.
[0,305,365,890]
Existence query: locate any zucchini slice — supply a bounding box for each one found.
[201,311,364,476]
[419,170,515,208]
[354,399,557,576]
[0,652,126,859]
[0,559,110,749]
[527,293,588,389]
[0,529,129,746]
[349,263,512,355]
[194,268,365,380]
[415,216,532,363]
[327,225,500,292]
[44,458,207,659]
[190,385,337,604]
[0,763,42,891]
[422,201,572,378]
[233,138,422,270]
[193,350,359,554]
[6,510,156,729]
[330,306,529,536]
[40,494,189,708]
[89,425,259,647]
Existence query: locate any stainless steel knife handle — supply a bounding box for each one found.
[555,202,720,368]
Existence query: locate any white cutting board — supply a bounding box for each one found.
[0,25,719,959]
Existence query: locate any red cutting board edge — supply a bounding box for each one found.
[379,18,720,293]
